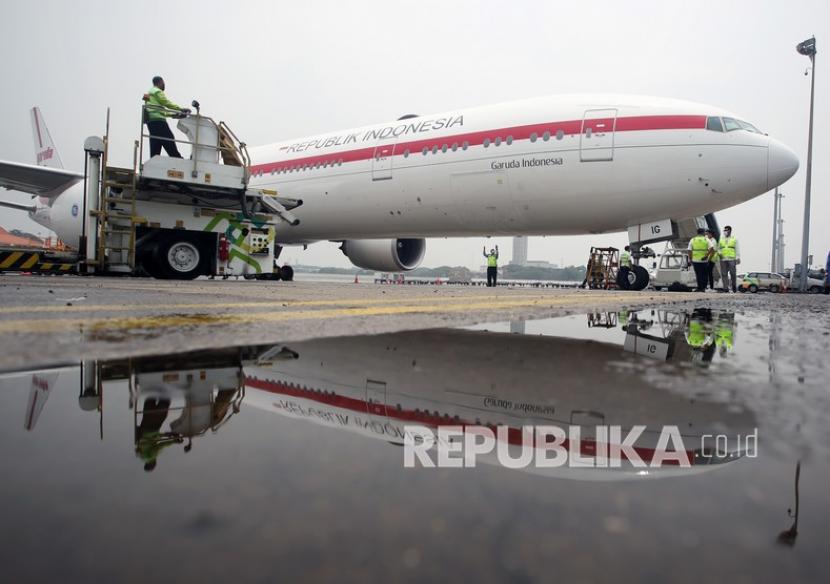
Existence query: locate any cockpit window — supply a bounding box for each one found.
[706,117,724,132]
[736,119,762,133]
[721,117,762,134]
[722,117,741,131]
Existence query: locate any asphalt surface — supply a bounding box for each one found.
[0,274,827,371]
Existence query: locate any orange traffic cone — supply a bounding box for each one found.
[354,274,359,284]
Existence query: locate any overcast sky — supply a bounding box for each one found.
[0,0,826,271]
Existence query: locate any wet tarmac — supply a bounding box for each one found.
[0,277,705,370]
[1,304,829,583]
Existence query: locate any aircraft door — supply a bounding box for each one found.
[371,142,396,181]
[365,379,388,416]
[580,108,617,162]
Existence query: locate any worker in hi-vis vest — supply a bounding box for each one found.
[688,228,712,292]
[718,225,741,293]
[483,245,499,287]
[705,229,719,290]
[618,245,632,288]
[143,76,189,158]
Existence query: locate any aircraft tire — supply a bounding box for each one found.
[629,266,650,291]
[616,269,631,290]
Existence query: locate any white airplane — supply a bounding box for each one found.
[0,95,798,283]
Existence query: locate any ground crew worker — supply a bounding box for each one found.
[706,229,719,290]
[143,76,189,158]
[688,228,711,292]
[483,245,499,287]
[718,225,740,293]
[686,308,716,363]
[715,314,735,357]
[135,397,182,472]
[617,245,632,288]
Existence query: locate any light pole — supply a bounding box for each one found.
[771,187,779,272]
[797,36,816,291]
[776,192,786,274]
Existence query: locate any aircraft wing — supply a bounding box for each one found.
[0,159,83,196]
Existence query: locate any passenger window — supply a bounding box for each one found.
[451,143,458,152]
[722,117,741,132]
[494,137,502,146]
[483,138,491,148]
[706,117,724,132]
[530,133,538,142]
[556,129,564,140]
[506,136,513,145]
[422,147,428,156]
[543,131,551,141]
[462,141,469,150]
[403,149,410,158]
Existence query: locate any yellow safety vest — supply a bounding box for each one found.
[719,236,737,260]
[487,254,498,268]
[687,320,706,347]
[145,86,182,122]
[620,251,631,267]
[715,327,733,349]
[690,236,709,262]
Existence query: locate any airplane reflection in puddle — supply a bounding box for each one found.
[5,308,754,480]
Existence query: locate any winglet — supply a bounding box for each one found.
[30,107,64,169]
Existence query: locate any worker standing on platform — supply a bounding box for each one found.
[688,228,711,292]
[143,76,189,158]
[483,245,499,287]
[718,225,740,293]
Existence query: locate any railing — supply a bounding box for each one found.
[138,103,250,186]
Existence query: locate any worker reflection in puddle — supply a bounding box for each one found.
[135,397,182,472]
[686,308,716,363]
[143,75,190,159]
[714,313,736,358]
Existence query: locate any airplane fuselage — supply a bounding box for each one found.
[247,94,798,243]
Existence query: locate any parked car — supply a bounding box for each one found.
[786,270,827,294]
[739,272,787,293]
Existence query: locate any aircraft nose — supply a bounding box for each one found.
[768,138,799,189]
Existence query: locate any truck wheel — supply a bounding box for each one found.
[280,265,294,282]
[155,239,202,280]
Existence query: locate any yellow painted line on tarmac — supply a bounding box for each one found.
[0,294,640,335]
[0,293,565,315]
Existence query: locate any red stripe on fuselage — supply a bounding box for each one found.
[245,376,693,465]
[249,114,707,175]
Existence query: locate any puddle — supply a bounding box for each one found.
[0,307,827,582]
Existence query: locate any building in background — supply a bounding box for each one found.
[511,236,528,266]
[0,227,43,249]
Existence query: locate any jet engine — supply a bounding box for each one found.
[340,238,426,272]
